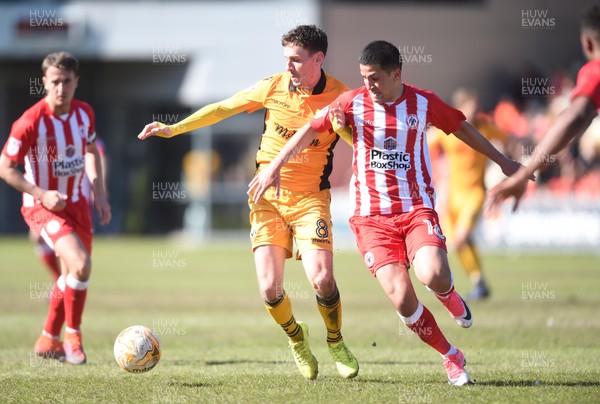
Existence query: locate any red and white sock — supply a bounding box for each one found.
[43,275,65,338]
[434,283,467,318]
[399,302,452,355]
[64,274,89,333]
[434,282,455,300]
[37,242,60,281]
[442,345,458,358]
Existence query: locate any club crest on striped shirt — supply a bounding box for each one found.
[6,137,21,156]
[66,145,76,158]
[383,137,397,151]
[406,114,419,130]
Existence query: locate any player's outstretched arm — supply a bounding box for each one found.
[137,102,226,140]
[520,96,596,178]
[248,121,319,202]
[138,94,261,141]
[453,120,524,178]
[487,95,597,212]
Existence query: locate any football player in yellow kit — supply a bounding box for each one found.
[429,88,510,300]
[138,25,358,380]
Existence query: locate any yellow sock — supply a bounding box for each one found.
[457,242,482,283]
[264,292,303,343]
[316,287,343,344]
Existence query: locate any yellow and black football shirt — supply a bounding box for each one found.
[169,70,349,192]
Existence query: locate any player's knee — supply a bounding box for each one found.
[69,254,92,282]
[262,287,282,302]
[415,248,449,276]
[421,261,451,283]
[384,281,412,309]
[310,269,336,296]
[258,277,283,302]
[420,266,452,294]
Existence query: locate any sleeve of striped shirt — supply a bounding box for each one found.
[310,104,333,133]
[83,104,97,145]
[1,116,34,165]
[425,91,466,135]
[310,90,354,134]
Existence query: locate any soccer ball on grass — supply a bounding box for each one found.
[114,325,161,373]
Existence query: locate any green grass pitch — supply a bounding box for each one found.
[0,236,599,403]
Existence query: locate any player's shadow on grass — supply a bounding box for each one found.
[477,380,600,387]
[351,376,406,385]
[205,359,417,366]
[205,359,428,367]
[205,359,282,366]
[168,381,223,388]
[360,360,429,366]
[162,359,274,366]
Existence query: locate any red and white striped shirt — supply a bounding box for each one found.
[311,83,465,216]
[1,98,96,207]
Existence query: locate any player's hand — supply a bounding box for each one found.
[487,175,528,214]
[40,190,67,211]
[499,158,536,181]
[248,164,281,203]
[499,158,520,177]
[329,102,345,133]
[138,122,174,140]
[94,196,112,226]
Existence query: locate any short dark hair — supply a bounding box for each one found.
[281,25,328,56]
[582,5,600,37]
[358,40,402,72]
[42,51,79,76]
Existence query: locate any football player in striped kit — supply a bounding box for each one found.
[250,40,523,386]
[0,52,111,365]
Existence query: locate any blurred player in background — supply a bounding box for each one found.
[429,88,511,300]
[489,5,600,209]
[0,52,111,365]
[31,137,108,283]
[138,25,358,380]
[250,40,523,386]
